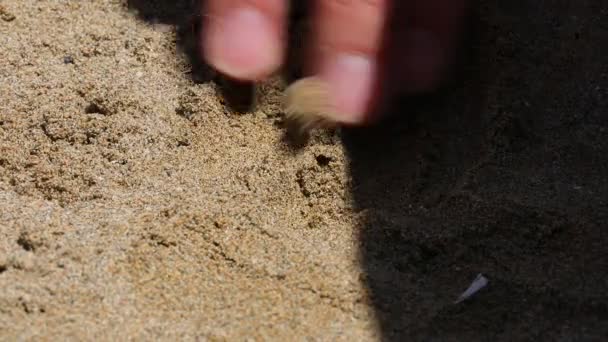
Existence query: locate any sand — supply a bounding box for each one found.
[1,0,607,341]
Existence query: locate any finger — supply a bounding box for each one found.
[309,0,390,124]
[388,0,470,93]
[202,0,288,80]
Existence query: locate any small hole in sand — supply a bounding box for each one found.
[315,154,332,167]
[85,102,107,115]
[16,234,35,252]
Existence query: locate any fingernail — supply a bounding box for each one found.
[400,29,444,92]
[321,53,375,124]
[205,7,281,80]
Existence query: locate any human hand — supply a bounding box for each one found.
[201,0,469,125]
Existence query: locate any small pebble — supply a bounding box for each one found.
[0,5,16,22]
[283,77,338,144]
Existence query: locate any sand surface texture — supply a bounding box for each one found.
[1,1,607,341]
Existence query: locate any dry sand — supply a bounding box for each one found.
[1,0,607,341]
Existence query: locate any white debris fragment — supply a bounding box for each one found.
[454,273,488,304]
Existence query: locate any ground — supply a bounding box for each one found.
[1,0,607,341]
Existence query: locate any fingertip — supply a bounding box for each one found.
[319,52,376,125]
[307,0,389,125]
[202,3,285,80]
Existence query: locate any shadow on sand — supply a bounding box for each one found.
[343,1,608,339]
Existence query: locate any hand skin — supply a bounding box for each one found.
[201,0,469,125]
